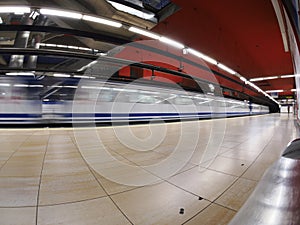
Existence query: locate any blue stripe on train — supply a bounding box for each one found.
[0,114,41,118]
[0,111,266,122]
[57,112,250,118]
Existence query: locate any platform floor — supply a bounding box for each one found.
[0,114,297,225]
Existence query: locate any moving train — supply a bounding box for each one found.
[0,79,269,125]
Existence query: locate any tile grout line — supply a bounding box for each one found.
[181,117,281,224]
[35,135,51,225]
[70,133,135,225]
[0,134,34,172]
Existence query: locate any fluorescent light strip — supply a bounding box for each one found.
[0,83,10,87]
[217,63,236,74]
[73,75,95,79]
[0,6,31,14]
[40,8,82,19]
[6,72,34,76]
[250,76,279,82]
[240,76,247,82]
[14,84,29,87]
[29,85,43,88]
[187,48,217,65]
[250,78,264,82]
[281,74,297,78]
[128,26,160,39]
[64,86,78,89]
[291,89,296,92]
[82,15,122,28]
[53,73,70,78]
[159,36,185,49]
[266,90,284,93]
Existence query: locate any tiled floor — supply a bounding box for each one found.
[0,114,297,225]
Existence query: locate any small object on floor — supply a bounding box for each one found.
[179,208,185,214]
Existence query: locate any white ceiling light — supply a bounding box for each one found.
[13,84,29,87]
[250,76,279,81]
[0,6,31,14]
[53,73,71,78]
[159,36,185,49]
[128,26,160,39]
[281,74,298,78]
[6,72,34,76]
[82,15,122,28]
[187,48,217,65]
[29,85,44,88]
[240,76,247,82]
[250,77,264,82]
[266,89,284,93]
[0,83,10,87]
[291,89,297,92]
[107,0,155,20]
[40,8,82,19]
[64,86,78,89]
[217,63,236,74]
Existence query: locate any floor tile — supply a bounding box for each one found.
[111,182,210,225]
[0,207,36,225]
[184,203,235,225]
[168,167,237,201]
[0,176,39,207]
[37,197,130,225]
[215,178,257,210]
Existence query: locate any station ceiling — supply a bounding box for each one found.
[0,0,297,102]
[152,0,295,97]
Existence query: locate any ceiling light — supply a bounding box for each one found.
[250,76,279,81]
[0,6,31,14]
[217,63,236,74]
[74,75,95,79]
[187,48,217,65]
[159,36,185,49]
[53,73,70,78]
[6,72,34,76]
[78,47,91,51]
[29,85,44,88]
[40,8,82,19]
[265,76,279,80]
[281,74,296,78]
[250,78,264,82]
[0,83,10,87]
[128,26,160,39]
[240,76,247,82]
[291,89,297,92]
[64,86,78,89]
[107,0,155,20]
[14,84,29,87]
[82,15,122,28]
[266,89,284,93]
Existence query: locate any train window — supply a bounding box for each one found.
[98,90,116,102]
[137,95,156,104]
[173,96,194,105]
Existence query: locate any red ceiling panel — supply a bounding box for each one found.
[153,0,294,92]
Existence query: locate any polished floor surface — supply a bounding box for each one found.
[0,114,297,225]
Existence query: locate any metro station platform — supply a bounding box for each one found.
[0,114,297,225]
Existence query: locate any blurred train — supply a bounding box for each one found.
[0,80,269,124]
